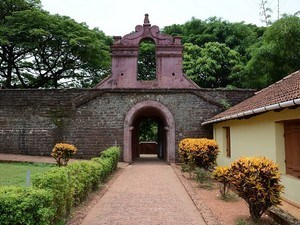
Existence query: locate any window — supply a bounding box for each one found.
[284,120,300,178]
[223,127,231,158]
[137,39,156,80]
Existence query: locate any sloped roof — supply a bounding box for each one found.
[202,70,300,125]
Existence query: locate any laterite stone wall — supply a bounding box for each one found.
[0,89,254,160]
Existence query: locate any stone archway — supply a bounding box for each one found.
[124,100,175,163]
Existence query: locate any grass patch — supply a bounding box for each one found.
[0,162,56,187]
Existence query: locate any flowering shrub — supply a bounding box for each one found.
[178,138,219,169]
[51,143,77,167]
[229,156,284,222]
[211,166,230,198]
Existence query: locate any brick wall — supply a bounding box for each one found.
[0,88,254,160]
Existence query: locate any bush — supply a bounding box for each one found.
[2,146,121,224]
[229,156,284,222]
[33,167,73,223]
[100,146,120,170]
[181,163,195,179]
[51,143,77,167]
[194,167,213,189]
[66,161,103,205]
[0,187,55,225]
[178,138,219,169]
[211,166,230,198]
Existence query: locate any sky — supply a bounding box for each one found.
[41,0,299,36]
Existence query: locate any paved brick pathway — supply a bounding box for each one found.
[81,155,206,225]
[0,154,206,224]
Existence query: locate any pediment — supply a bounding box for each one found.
[113,14,178,46]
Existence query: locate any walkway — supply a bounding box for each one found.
[81,155,206,225]
[0,153,206,224]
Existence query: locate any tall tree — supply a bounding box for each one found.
[163,18,265,88]
[183,42,243,88]
[0,0,112,88]
[244,15,300,88]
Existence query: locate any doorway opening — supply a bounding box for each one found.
[133,117,165,160]
[123,100,175,163]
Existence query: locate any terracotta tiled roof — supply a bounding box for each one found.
[203,70,300,125]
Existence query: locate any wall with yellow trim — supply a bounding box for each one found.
[213,107,300,204]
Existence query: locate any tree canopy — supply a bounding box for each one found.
[164,15,300,89]
[1,0,299,90]
[0,0,112,88]
[137,39,156,81]
[243,15,300,88]
[163,17,266,88]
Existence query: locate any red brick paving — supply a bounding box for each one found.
[81,156,206,225]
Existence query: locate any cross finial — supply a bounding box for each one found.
[144,13,150,25]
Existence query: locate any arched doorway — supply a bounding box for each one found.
[124,100,175,163]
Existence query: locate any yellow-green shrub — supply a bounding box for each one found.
[229,156,284,222]
[211,166,230,197]
[178,138,219,169]
[51,143,77,167]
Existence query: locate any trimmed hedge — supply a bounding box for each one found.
[0,146,120,225]
[33,167,73,222]
[99,146,120,170]
[0,187,55,225]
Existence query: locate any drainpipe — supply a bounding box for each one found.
[202,98,300,125]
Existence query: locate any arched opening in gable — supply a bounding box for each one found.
[137,39,156,81]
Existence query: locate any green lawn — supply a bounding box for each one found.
[0,162,56,187]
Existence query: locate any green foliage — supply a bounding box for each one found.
[0,186,55,225]
[163,17,266,88]
[244,15,300,89]
[99,146,120,170]
[138,118,158,142]
[0,0,112,88]
[137,39,156,80]
[33,167,73,222]
[219,99,231,109]
[31,146,120,224]
[67,161,101,205]
[228,156,284,222]
[194,167,213,189]
[183,41,244,88]
[181,163,195,179]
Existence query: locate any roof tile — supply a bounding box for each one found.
[205,70,300,123]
